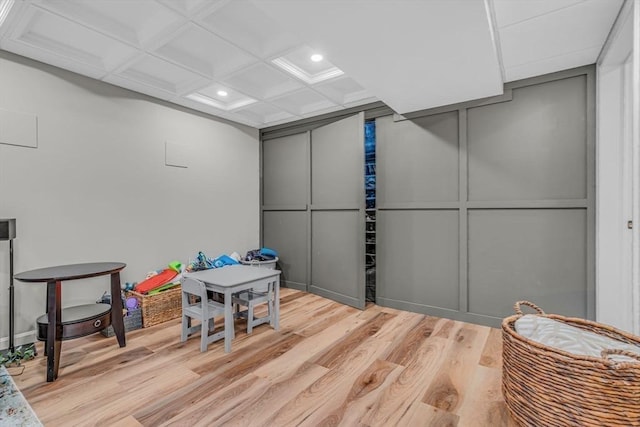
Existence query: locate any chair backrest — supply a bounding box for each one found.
[181,277,207,300]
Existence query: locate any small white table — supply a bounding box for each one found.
[183,265,281,352]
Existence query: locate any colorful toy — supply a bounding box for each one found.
[260,247,278,258]
[147,281,180,295]
[213,255,238,268]
[134,269,179,294]
[245,247,278,261]
[168,261,183,273]
[125,297,138,310]
[187,252,216,271]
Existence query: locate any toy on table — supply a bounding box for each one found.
[186,252,238,271]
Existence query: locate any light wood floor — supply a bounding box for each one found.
[13,289,517,427]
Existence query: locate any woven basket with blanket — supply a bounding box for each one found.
[502,301,640,426]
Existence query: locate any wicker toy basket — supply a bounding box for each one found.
[502,301,640,426]
[126,285,182,328]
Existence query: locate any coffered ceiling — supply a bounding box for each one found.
[0,0,624,129]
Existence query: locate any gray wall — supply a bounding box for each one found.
[376,67,594,327]
[261,114,366,309]
[260,66,594,328]
[0,51,260,346]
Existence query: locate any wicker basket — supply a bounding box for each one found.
[126,285,182,328]
[502,301,640,427]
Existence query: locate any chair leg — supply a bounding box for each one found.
[181,315,190,342]
[200,319,208,352]
[247,301,254,334]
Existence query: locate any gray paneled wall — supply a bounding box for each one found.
[376,67,594,327]
[308,114,365,309]
[311,114,363,207]
[262,114,366,309]
[311,211,362,304]
[377,112,459,204]
[262,133,308,207]
[262,132,309,289]
[467,209,588,319]
[261,66,594,327]
[377,210,459,310]
[263,211,307,288]
[467,76,587,201]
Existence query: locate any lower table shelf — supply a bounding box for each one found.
[36,303,112,341]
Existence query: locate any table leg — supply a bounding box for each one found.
[224,289,233,353]
[44,284,51,357]
[273,277,280,330]
[110,272,126,348]
[46,280,62,382]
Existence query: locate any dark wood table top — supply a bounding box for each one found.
[15,262,126,283]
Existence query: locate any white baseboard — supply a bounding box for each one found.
[0,331,37,351]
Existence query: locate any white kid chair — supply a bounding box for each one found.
[232,280,275,334]
[181,277,225,352]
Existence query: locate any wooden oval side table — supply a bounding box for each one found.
[15,262,127,382]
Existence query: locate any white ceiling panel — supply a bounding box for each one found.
[173,96,258,127]
[301,104,345,119]
[115,54,209,95]
[505,46,602,81]
[269,87,337,116]
[8,6,138,71]
[252,0,504,114]
[34,0,186,47]
[187,83,257,111]
[272,45,344,84]
[152,23,257,78]
[172,94,228,116]
[221,62,303,100]
[157,0,217,18]
[233,101,298,126]
[103,73,174,101]
[0,0,624,128]
[0,37,108,80]
[313,76,375,106]
[498,0,623,74]
[492,0,585,28]
[197,0,298,59]
[277,45,341,77]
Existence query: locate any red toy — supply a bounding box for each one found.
[134,269,179,294]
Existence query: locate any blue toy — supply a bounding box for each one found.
[260,247,278,258]
[213,254,239,268]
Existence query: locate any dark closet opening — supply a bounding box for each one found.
[365,120,376,302]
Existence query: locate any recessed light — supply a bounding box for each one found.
[310,54,323,62]
[217,90,228,97]
[272,57,344,85]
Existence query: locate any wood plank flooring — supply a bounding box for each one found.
[12,289,517,426]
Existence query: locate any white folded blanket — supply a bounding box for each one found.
[515,314,640,363]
